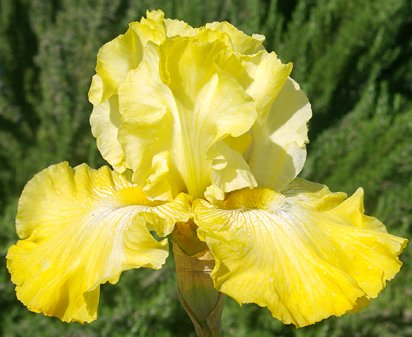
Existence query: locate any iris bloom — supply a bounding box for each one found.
[7,9,407,335]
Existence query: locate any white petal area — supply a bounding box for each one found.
[246,78,312,191]
[193,185,407,327]
[7,162,191,322]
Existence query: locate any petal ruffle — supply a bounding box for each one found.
[205,21,265,54]
[7,162,190,322]
[165,17,197,38]
[244,51,292,115]
[193,181,407,327]
[92,27,142,104]
[91,10,166,104]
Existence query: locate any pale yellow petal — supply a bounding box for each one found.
[93,26,142,103]
[165,18,197,38]
[89,94,126,172]
[118,37,257,198]
[244,51,293,115]
[193,185,407,327]
[92,10,168,104]
[208,141,257,193]
[246,78,312,191]
[88,74,104,106]
[89,11,169,169]
[7,162,190,323]
[117,43,185,200]
[205,21,265,54]
[88,27,141,168]
[223,133,252,155]
[160,37,257,196]
[89,11,310,199]
[129,10,166,46]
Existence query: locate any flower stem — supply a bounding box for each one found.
[172,222,223,337]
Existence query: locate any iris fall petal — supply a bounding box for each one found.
[193,181,407,327]
[7,162,190,322]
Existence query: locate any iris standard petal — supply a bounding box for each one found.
[90,94,126,172]
[205,21,265,54]
[165,17,197,38]
[117,42,185,200]
[208,141,257,193]
[89,10,303,200]
[193,182,407,327]
[159,36,257,197]
[7,162,190,323]
[244,51,292,115]
[246,78,312,191]
[92,10,166,104]
[92,27,141,104]
[88,10,167,170]
[118,35,257,199]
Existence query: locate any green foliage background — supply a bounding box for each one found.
[0,0,411,336]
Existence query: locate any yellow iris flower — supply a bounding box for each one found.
[7,9,407,331]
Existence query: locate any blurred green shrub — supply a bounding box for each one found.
[0,0,410,336]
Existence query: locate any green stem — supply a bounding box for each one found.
[172,222,223,337]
